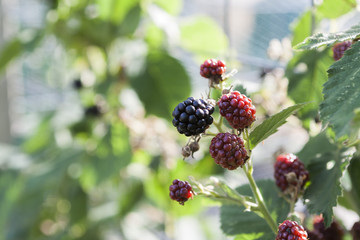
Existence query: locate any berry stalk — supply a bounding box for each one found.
[242,129,278,234]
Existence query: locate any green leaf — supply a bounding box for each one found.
[295,22,360,50]
[317,0,356,19]
[291,11,321,46]
[297,132,350,227]
[249,103,307,149]
[153,0,182,15]
[96,0,139,24]
[320,41,360,138]
[347,154,360,213]
[130,51,191,119]
[118,5,141,36]
[180,16,228,59]
[220,180,289,239]
[285,49,333,119]
[296,131,334,166]
[303,152,349,227]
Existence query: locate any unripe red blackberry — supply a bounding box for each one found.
[172,97,214,136]
[209,132,248,170]
[200,59,226,84]
[332,41,352,61]
[276,220,308,240]
[274,153,309,193]
[351,221,360,240]
[312,216,345,240]
[218,91,256,130]
[169,179,193,205]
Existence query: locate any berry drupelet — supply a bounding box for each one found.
[274,153,309,193]
[172,97,214,136]
[200,59,226,85]
[218,91,256,130]
[332,41,352,61]
[276,220,308,240]
[209,133,248,170]
[169,179,194,205]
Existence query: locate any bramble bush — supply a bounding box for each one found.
[0,0,359,239]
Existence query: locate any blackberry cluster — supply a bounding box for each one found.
[200,59,226,83]
[218,91,256,130]
[276,220,308,240]
[169,179,193,205]
[274,153,309,192]
[351,221,360,240]
[209,133,248,170]
[307,216,345,240]
[332,41,352,61]
[172,97,214,136]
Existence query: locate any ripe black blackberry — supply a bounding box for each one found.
[332,41,352,61]
[312,216,345,240]
[218,91,256,130]
[276,220,308,240]
[169,179,193,205]
[209,133,248,170]
[351,221,360,240]
[274,153,309,193]
[200,59,226,86]
[172,97,214,136]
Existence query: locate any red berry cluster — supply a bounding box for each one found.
[306,216,345,240]
[276,220,308,240]
[332,41,352,61]
[218,91,256,130]
[209,132,248,170]
[169,179,193,205]
[200,59,226,79]
[274,153,309,192]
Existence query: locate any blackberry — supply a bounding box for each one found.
[169,179,193,205]
[200,59,226,85]
[172,97,214,136]
[312,216,345,240]
[209,133,248,170]
[274,153,309,193]
[332,41,352,61]
[351,221,360,240]
[218,91,256,130]
[276,220,308,240]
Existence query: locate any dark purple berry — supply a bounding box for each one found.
[332,41,352,61]
[274,153,309,193]
[218,91,256,130]
[351,221,360,240]
[85,105,102,117]
[209,133,248,170]
[276,220,308,240]
[172,97,214,136]
[312,216,345,240]
[169,179,193,205]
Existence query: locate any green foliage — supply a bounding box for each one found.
[180,16,228,59]
[220,180,289,239]
[130,51,191,119]
[297,132,350,227]
[295,22,360,50]
[249,103,307,149]
[285,49,333,119]
[320,41,360,138]
[317,0,356,19]
[347,154,360,213]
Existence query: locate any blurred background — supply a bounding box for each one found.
[0,0,358,239]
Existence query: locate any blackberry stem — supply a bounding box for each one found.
[242,129,278,234]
